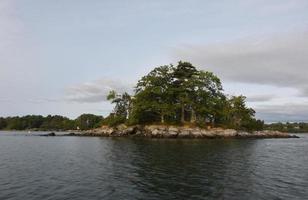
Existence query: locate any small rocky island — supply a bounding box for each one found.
[76,61,298,139]
[33,61,294,139]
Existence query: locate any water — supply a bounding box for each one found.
[0,131,307,200]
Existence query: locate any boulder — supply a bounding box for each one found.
[168,127,179,132]
[43,132,55,136]
[178,130,190,137]
[116,124,128,131]
[191,130,202,137]
[124,126,136,135]
[200,130,214,137]
[151,129,160,136]
[168,131,178,136]
[222,129,237,137]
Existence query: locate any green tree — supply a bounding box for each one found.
[225,95,263,130]
[133,65,175,124]
[0,117,7,129]
[75,114,103,130]
[105,61,264,131]
[191,71,225,125]
[172,61,198,123]
[107,91,131,119]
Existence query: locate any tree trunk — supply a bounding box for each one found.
[181,105,185,123]
[191,108,196,123]
[161,114,165,124]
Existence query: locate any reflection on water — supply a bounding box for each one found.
[0,131,307,200]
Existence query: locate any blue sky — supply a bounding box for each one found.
[1,0,308,122]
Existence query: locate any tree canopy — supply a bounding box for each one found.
[0,114,103,131]
[106,61,264,131]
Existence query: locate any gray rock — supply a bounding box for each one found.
[191,131,202,137]
[168,127,179,132]
[151,129,160,136]
[178,130,190,137]
[40,132,56,136]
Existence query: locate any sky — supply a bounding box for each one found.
[1,0,308,122]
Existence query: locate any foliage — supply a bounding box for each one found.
[265,122,308,133]
[101,114,126,127]
[0,114,103,131]
[107,91,131,119]
[133,65,175,124]
[221,96,263,131]
[107,61,263,131]
[75,114,103,130]
[0,117,7,129]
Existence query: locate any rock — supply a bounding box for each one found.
[43,132,55,136]
[168,127,179,132]
[178,130,190,137]
[222,129,237,137]
[200,130,214,137]
[191,130,202,137]
[237,131,249,137]
[79,124,298,139]
[168,131,178,137]
[123,126,136,135]
[116,124,128,131]
[151,129,160,136]
[166,127,179,137]
[135,130,142,136]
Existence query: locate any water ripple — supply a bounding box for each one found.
[0,132,307,199]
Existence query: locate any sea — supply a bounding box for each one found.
[0,131,307,200]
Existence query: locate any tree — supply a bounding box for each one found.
[225,95,262,130]
[107,91,131,119]
[75,114,103,130]
[172,61,198,123]
[191,71,225,125]
[105,61,264,131]
[133,65,175,123]
[0,117,7,129]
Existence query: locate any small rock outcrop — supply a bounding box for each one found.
[83,125,298,139]
[40,132,56,136]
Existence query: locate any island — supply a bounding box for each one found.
[83,61,297,139]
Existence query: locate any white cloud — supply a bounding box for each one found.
[173,30,308,96]
[239,0,308,14]
[246,94,275,102]
[65,78,133,103]
[0,0,22,55]
[255,102,308,122]
[173,30,308,121]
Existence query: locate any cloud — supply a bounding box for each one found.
[246,94,275,102]
[173,30,308,96]
[0,98,12,103]
[25,98,62,104]
[65,78,133,103]
[0,0,22,54]
[255,102,308,122]
[239,0,308,14]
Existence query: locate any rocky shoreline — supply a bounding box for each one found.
[76,125,299,139]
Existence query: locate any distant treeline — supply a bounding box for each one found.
[0,114,104,131]
[265,122,308,133]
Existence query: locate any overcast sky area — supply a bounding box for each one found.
[1,0,308,122]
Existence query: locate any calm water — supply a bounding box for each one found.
[0,131,307,200]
